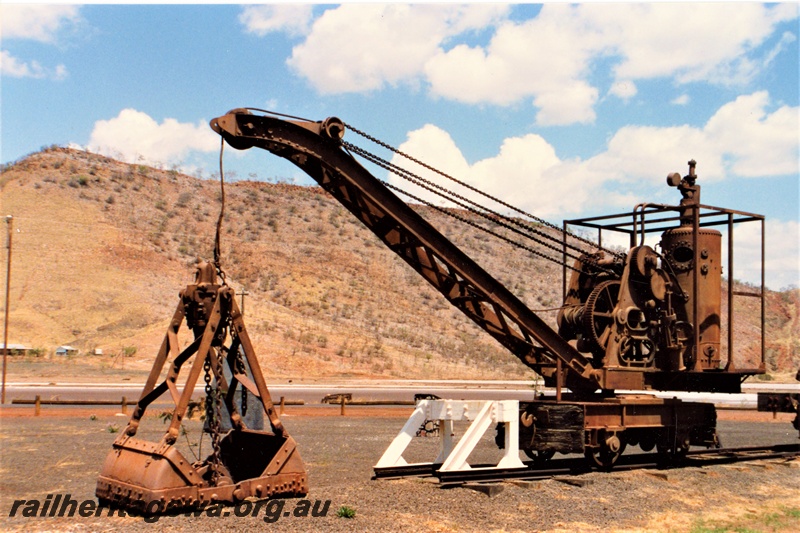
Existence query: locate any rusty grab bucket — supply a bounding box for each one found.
[97,263,307,511]
[97,431,306,511]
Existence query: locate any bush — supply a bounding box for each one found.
[122,346,137,357]
[336,506,356,519]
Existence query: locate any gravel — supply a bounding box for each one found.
[1,408,798,532]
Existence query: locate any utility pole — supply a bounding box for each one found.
[237,287,249,316]
[2,215,13,404]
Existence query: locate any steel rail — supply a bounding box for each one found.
[373,443,800,485]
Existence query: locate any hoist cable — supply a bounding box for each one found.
[379,177,586,274]
[244,107,313,123]
[214,137,228,285]
[344,141,610,269]
[345,143,610,273]
[345,122,624,260]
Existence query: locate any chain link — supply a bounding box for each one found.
[203,353,222,485]
[233,342,247,418]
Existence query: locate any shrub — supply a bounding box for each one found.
[336,506,356,519]
[122,346,137,357]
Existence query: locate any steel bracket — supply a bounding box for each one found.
[374,399,524,477]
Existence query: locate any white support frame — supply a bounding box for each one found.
[374,399,524,472]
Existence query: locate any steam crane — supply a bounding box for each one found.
[95,107,778,513]
[209,109,767,469]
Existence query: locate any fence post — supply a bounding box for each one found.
[121,396,127,415]
[340,395,346,416]
[280,396,285,415]
[34,395,41,416]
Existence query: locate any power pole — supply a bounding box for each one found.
[2,215,13,404]
[237,288,249,316]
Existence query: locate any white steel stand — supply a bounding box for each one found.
[374,399,524,472]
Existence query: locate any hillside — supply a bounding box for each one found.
[1,147,797,381]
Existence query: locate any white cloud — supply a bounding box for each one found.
[0,50,67,80]
[287,4,509,93]
[0,4,80,42]
[609,80,637,100]
[1,5,78,82]
[590,91,798,185]
[764,220,800,290]
[87,109,219,166]
[424,4,606,124]
[239,5,314,37]
[722,219,800,290]
[704,92,799,178]
[534,82,599,125]
[388,123,590,219]
[671,94,690,106]
[383,91,797,221]
[764,31,797,67]
[275,3,796,125]
[1,50,44,78]
[593,3,797,85]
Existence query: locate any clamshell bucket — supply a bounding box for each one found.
[97,263,307,511]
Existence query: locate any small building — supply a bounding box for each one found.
[55,345,78,356]
[0,343,31,355]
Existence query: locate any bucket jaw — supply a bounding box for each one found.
[97,263,307,511]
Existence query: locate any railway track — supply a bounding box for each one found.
[373,443,800,486]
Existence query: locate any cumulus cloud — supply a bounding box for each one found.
[287,4,509,93]
[587,91,798,186]
[609,80,637,100]
[1,5,78,82]
[272,3,796,125]
[722,219,800,290]
[239,5,314,37]
[596,3,797,85]
[424,4,606,124]
[0,4,80,42]
[0,50,67,80]
[671,95,690,106]
[86,109,219,166]
[383,91,797,220]
[704,92,799,178]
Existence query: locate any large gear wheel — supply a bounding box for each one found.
[581,280,621,356]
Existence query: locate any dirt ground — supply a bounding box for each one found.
[1,405,798,533]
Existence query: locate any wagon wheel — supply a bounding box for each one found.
[585,433,626,471]
[582,280,621,356]
[524,449,555,466]
[656,442,689,465]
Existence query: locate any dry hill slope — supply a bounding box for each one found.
[1,147,797,380]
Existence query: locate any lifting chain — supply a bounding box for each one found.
[345,122,625,261]
[343,141,615,276]
[233,339,248,418]
[203,351,223,485]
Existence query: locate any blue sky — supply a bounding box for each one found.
[1,3,798,289]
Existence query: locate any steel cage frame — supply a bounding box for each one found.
[562,202,766,376]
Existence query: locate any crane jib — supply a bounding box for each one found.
[209,111,655,393]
